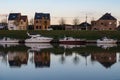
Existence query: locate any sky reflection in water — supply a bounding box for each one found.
[0,43,120,80]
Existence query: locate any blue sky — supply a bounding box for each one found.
[0,0,120,24]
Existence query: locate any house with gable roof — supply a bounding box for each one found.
[34,13,50,30]
[91,13,117,30]
[8,13,21,30]
[19,15,28,30]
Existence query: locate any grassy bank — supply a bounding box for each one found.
[0,30,120,40]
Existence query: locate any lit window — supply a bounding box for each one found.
[109,22,112,25]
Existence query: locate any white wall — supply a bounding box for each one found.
[8,20,18,30]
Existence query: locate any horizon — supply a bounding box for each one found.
[0,0,120,24]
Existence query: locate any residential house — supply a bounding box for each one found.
[8,13,21,30]
[117,21,120,30]
[19,15,28,30]
[34,13,50,30]
[79,22,91,30]
[91,13,117,30]
[65,25,74,30]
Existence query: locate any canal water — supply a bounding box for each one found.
[0,43,120,80]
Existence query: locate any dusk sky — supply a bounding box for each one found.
[0,0,120,24]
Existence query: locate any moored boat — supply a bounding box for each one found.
[59,37,86,45]
[97,37,117,44]
[25,32,53,43]
[0,37,19,43]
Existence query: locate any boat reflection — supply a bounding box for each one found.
[25,43,53,52]
[0,43,19,48]
[97,43,117,49]
[60,44,85,49]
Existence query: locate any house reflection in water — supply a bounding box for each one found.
[8,52,28,67]
[91,52,116,68]
[34,51,50,68]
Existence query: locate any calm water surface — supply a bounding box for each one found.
[0,43,120,80]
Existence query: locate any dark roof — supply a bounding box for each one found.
[34,13,50,20]
[79,22,91,27]
[99,13,117,20]
[8,13,21,20]
[20,15,28,21]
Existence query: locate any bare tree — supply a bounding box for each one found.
[73,17,80,30]
[59,18,66,25]
[58,18,66,30]
[29,18,34,25]
[73,17,79,25]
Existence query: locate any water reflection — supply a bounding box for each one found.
[34,51,50,68]
[91,52,116,68]
[1,43,120,80]
[8,52,28,67]
[0,43,119,69]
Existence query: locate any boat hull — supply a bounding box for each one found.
[59,41,86,45]
[0,41,19,43]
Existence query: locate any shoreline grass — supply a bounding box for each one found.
[0,30,120,40]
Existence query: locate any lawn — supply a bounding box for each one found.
[0,30,120,40]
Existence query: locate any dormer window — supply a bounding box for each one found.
[12,15,16,18]
[37,15,40,18]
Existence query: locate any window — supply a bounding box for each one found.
[36,26,38,29]
[36,21,38,23]
[109,22,112,25]
[21,22,23,24]
[94,28,97,30]
[109,28,112,30]
[101,23,104,25]
[45,26,47,29]
[44,21,47,25]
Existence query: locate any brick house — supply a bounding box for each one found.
[91,13,117,30]
[19,15,28,30]
[34,13,50,30]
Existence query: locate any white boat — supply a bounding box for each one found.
[0,37,19,43]
[59,37,86,45]
[25,32,53,43]
[97,37,117,44]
